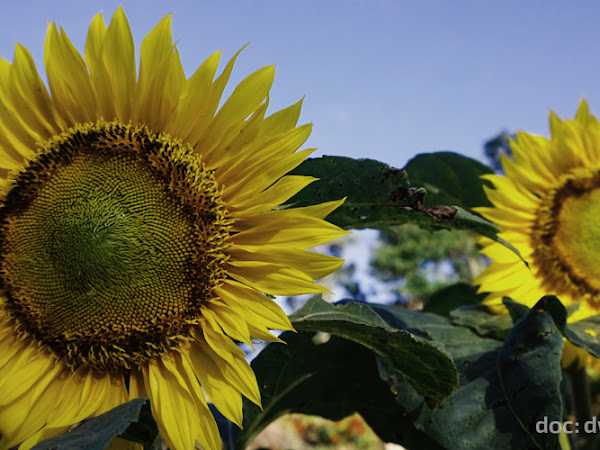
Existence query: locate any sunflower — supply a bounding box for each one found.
[474,100,600,328]
[0,7,347,450]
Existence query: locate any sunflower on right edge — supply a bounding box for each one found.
[475,100,600,328]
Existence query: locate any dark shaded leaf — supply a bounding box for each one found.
[426,282,488,316]
[368,303,502,358]
[236,331,443,450]
[372,301,563,449]
[287,155,423,230]
[403,151,493,208]
[503,297,531,323]
[450,303,513,340]
[289,297,458,405]
[33,398,159,450]
[287,156,519,256]
[497,297,563,450]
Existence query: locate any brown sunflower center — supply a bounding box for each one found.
[532,166,600,306]
[0,120,230,372]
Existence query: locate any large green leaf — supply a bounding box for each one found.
[497,298,563,450]
[236,331,444,450]
[287,155,512,252]
[368,303,501,358]
[33,398,160,450]
[234,297,463,449]
[289,296,458,405]
[425,282,488,316]
[287,155,422,229]
[371,299,563,450]
[450,303,513,340]
[403,151,493,208]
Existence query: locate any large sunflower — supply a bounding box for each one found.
[0,7,347,450]
[474,100,600,323]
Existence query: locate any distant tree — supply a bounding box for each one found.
[483,131,513,173]
[371,224,485,308]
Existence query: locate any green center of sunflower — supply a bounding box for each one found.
[0,120,230,372]
[532,166,600,306]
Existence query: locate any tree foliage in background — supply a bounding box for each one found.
[483,131,514,173]
[372,225,486,307]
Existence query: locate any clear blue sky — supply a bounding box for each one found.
[1,0,599,169]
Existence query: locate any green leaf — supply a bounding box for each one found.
[497,297,563,450]
[373,305,520,449]
[425,282,488,316]
[502,297,532,323]
[403,151,493,208]
[450,303,513,339]
[287,156,517,255]
[368,303,502,358]
[289,297,458,405]
[417,207,521,258]
[236,331,444,450]
[372,300,563,449]
[33,398,160,450]
[287,155,423,230]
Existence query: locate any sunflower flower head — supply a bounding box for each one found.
[474,100,600,323]
[0,7,347,450]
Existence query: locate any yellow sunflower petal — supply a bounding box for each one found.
[45,23,96,124]
[247,323,286,343]
[217,279,294,331]
[169,50,221,142]
[95,372,129,416]
[204,101,270,176]
[511,132,561,183]
[198,65,274,164]
[11,44,60,139]
[128,368,146,400]
[193,329,261,406]
[186,47,245,149]
[231,198,346,232]
[228,175,317,215]
[185,340,245,427]
[86,7,135,121]
[135,14,185,130]
[175,349,222,449]
[203,302,252,345]
[0,361,64,448]
[18,369,111,447]
[228,260,330,295]
[261,97,304,139]
[0,346,59,406]
[475,207,533,229]
[221,132,314,202]
[230,215,347,249]
[0,8,346,449]
[143,357,197,450]
[229,245,344,279]
[0,60,46,161]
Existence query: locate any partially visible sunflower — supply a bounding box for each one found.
[0,7,347,450]
[474,100,600,329]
